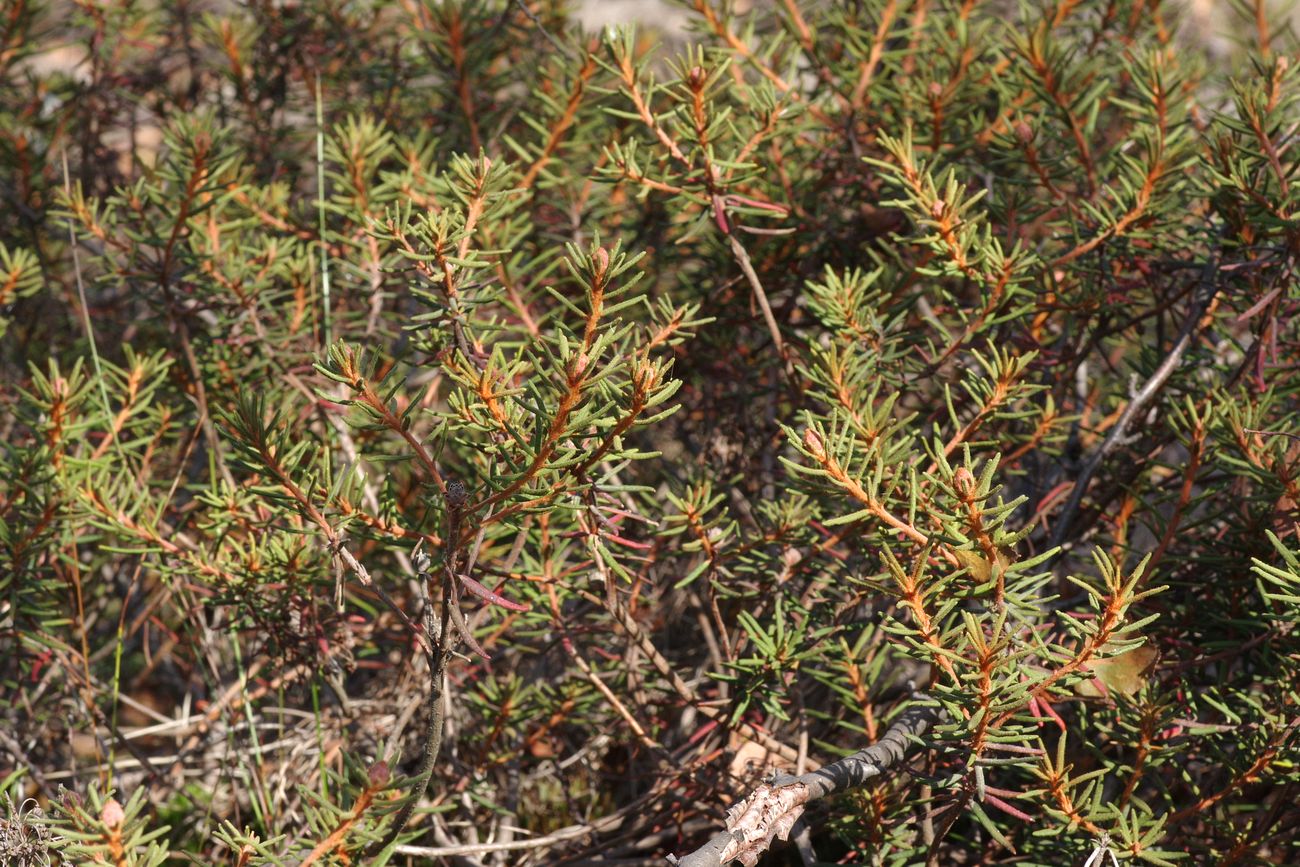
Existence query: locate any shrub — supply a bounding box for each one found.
[2,0,1299,864]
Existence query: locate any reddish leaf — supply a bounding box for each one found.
[459,573,530,611]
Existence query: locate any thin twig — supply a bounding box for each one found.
[393,790,640,859]
[577,587,808,768]
[1049,244,1222,550]
[725,232,793,380]
[1243,427,1300,442]
[514,0,573,60]
[365,532,454,857]
[60,149,126,469]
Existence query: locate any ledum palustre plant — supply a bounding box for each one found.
[2,0,1299,864]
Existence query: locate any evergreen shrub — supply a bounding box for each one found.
[1,1,1298,864]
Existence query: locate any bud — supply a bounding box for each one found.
[101,799,125,828]
[368,761,391,787]
[931,199,946,219]
[953,467,976,498]
[445,480,468,509]
[803,428,825,459]
[1014,120,1034,144]
[635,359,657,390]
[592,246,609,282]
[928,81,943,98]
[687,66,707,88]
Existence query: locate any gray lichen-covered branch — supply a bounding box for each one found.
[669,698,943,867]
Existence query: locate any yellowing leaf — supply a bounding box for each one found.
[1075,643,1159,698]
[952,547,1013,586]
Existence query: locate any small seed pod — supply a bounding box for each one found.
[445,480,468,509]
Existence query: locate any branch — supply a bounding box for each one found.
[364,508,458,857]
[725,231,790,376]
[667,697,942,867]
[1049,242,1222,549]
